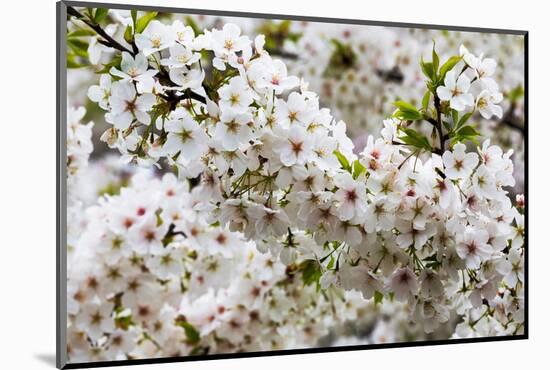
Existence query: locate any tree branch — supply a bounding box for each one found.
[67,6,210,108]
[264,48,299,60]
[500,103,525,135]
[67,6,133,55]
[160,89,207,108]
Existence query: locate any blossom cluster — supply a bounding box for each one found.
[67,162,399,361]
[66,7,526,360]
[284,23,524,130]
[198,17,526,192]
[175,16,524,169]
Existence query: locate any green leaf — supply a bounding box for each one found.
[94,8,109,23]
[96,54,122,74]
[327,255,335,270]
[374,290,384,305]
[394,100,419,113]
[451,124,481,145]
[420,57,434,81]
[508,85,524,102]
[66,53,87,68]
[432,42,440,74]
[333,150,351,173]
[67,29,96,38]
[442,120,453,132]
[438,56,462,81]
[124,24,134,44]
[452,110,459,127]
[176,321,200,345]
[135,12,158,34]
[86,8,94,19]
[115,315,134,330]
[455,125,480,137]
[352,160,366,179]
[394,110,423,121]
[456,112,473,130]
[301,260,322,286]
[185,16,201,36]
[398,128,432,151]
[67,38,89,58]
[131,9,137,30]
[421,91,431,112]
[394,100,423,121]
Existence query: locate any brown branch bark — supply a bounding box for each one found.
[500,103,525,135]
[67,6,133,55]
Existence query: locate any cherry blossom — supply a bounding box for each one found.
[65,8,525,361]
[436,70,474,111]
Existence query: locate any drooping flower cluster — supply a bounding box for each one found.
[66,7,525,360]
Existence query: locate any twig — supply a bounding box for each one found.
[160,90,206,108]
[500,103,525,135]
[166,223,187,238]
[68,6,209,107]
[265,49,299,59]
[67,6,133,55]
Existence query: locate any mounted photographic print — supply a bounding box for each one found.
[57,1,528,368]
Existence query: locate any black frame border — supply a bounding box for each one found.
[57,1,529,368]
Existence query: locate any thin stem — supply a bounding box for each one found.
[398,149,419,170]
[433,95,446,155]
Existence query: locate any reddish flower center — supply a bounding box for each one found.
[216,233,227,245]
[345,189,358,202]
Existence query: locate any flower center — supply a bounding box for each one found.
[125,99,137,113]
[437,179,447,191]
[226,120,240,134]
[127,66,139,78]
[345,189,358,202]
[454,159,464,171]
[90,311,103,325]
[151,35,161,48]
[160,254,173,265]
[224,39,234,50]
[216,233,227,245]
[177,54,189,64]
[230,93,240,105]
[451,87,461,97]
[290,140,304,155]
[179,129,193,143]
[478,97,487,109]
[144,230,156,242]
[288,111,298,122]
